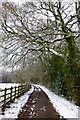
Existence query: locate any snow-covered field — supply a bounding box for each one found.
[0,83,20,115]
[0,83,19,90]
[0,83,20,107]
[0,84,80,119]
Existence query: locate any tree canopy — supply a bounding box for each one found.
[0,1,80,106]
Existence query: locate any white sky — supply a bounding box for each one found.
[1,0,79,4]
[2,0,32,4]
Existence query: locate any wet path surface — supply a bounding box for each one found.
[17,86,65,119]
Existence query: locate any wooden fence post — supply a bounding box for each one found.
[10,87,13,102]
[19,86,21,96]
[22,85,24,94]
[4,88,7,108]
[14,86,16,98]
[24,85,25,93]
[18,86,19,97]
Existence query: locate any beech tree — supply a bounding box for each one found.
[0,1,80,105]
[40,1,80,105]
[0,2,45,67]
[0,2,64,67]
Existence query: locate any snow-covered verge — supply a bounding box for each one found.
[0,83,19,90]
[0,86,34,119]
[34,84,80,119]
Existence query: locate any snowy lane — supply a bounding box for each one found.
[0,84,79,119]
[34,84,79,119]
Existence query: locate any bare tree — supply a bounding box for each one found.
[0,1,64,68]
[0,2,45,67]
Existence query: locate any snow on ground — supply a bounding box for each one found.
[0,84,79,119]
[34,84,80,119]
[0,83,19,90]
[0,86,34,119]
[0,83,20,109]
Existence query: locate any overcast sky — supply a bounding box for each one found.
[0,0,79,4]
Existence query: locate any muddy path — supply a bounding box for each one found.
[17,86,65,119]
